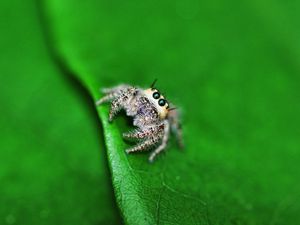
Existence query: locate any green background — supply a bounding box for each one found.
[1,0,299,224]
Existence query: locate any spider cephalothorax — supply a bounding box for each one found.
[96,80,183,162]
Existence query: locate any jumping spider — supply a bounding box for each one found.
[96,80,183,162]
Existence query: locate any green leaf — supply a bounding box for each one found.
[43,0,300,224]
[0,1,121,224]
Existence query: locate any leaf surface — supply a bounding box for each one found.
[0,0,121,224]
[43,0,300,224]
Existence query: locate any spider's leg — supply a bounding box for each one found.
[168,109,184,149]
[149,120,170,162]
[108,96,123,122]
[126,136,161,154]
[109,87,137,122]
[123,128,144,139]
[96,84,131,106]
[101,84,130,94]
[123,124,164,140]
[95,92,117,106]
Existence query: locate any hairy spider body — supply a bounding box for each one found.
[96,82,183,162]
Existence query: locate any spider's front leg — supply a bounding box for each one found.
[101,84,130,95]
[108,87,138,122]
[96,85,137,122]
[95,84,130,106]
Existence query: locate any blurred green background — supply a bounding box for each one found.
[1,0,300,224]
[0,0,121,224]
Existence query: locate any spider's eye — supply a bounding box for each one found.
[152,92,160,99]
[158,99,166,106]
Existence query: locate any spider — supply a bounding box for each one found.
[96,80,183,162]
